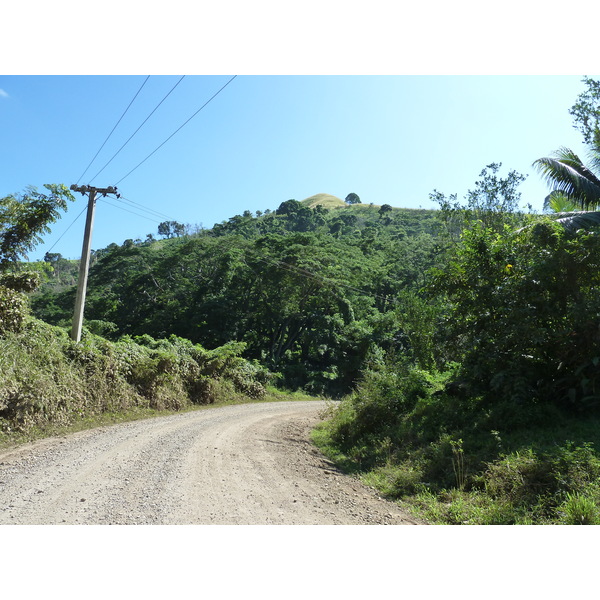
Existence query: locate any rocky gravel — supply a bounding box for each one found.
[0,400,421,525]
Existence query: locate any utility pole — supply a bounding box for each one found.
[69,184,120,342]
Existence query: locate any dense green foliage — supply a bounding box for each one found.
[0,184,74,334]
[0,185,271,439]
[433,219,600,412]
[314,211,600,523]
[31,201,443,396]
[0,319,271,436]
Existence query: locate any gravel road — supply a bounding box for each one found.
[0,400,421,525]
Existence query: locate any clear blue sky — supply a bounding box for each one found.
[0,74,595,261]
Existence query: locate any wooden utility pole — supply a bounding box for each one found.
[69,184,119,342]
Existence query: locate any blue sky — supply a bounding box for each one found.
[1,74,595,261]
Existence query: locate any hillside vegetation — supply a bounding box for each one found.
[19,172,600,524]
[0,320,271,442]
[31,198,441,397]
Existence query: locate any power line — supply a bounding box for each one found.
[44,204,88,255]
[90,76,186,184]
[115,75,238,185]
[76,76,150,185]
[44,197,176,258]
[98,198,164,224]
[117,195,176,222]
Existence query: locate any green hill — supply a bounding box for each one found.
[30,200,443,396]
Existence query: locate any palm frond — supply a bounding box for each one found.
[533,148,600,210]
[516,211,600,235]
[587,148,600,178]
[543,190,581,213]
[553,210,600,232]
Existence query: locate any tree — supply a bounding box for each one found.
[275,199,301,216]
[157,221,185,239]
[533,144,600,211]
[345,193,361,205]
[569,76,600,146]
[0,184,74,333]
[431,218,600,412]
[0,184,74,270]
[432,163,527,239]
[543,191,580,213]
[379,204,393,218]
[539,190,600,231]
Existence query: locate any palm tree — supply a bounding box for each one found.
[533,138,600,231]
[533,140,600,211]
[540,191,598,231]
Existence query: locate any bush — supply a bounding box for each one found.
[0,319,272,434]
[430,220,600,416]
[325,361,450,473]
[483,450,555,505]
[477,442,600,521]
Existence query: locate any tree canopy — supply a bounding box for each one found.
[569,76,600,146]
[0,184,74,271]
[30,201,441,395]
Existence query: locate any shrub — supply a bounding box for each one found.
[433,222,600,415]
[478,442,600,520]
[0,319,272,434]
[483,450,555,506]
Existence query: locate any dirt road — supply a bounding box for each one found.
[0,400,420,525]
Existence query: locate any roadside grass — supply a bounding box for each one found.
[312,408,600,525]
